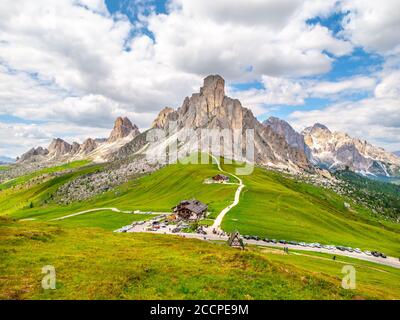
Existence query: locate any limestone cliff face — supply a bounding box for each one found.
[108,117,140,142]
[152,107,175,129]
[48,138,72,158]
[144,74,311,170]
[263,117,312,160]
[303,124,400,176]
[79,138,97,154]
[17,146,49,163]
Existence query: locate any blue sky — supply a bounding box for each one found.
[0,0,399,157]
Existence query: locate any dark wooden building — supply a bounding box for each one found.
[172,199,208,221]
[212,174,229,182]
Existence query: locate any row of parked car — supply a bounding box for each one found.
[242,235,387,258]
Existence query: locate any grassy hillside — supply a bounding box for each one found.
[1,157,399,256]
[0,163,105,216]
[335,170,400,220]
[221,165,400,257]
[0,160,90,191]
[1,160,236,228]
[1,218,399,300]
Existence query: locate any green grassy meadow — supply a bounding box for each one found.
[1,217,399,300]
[1,161,234,216]
[1,156,400,299]
[219,164,400,257]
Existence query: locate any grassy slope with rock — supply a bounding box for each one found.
[1,217,400,300]
[1,157,400,299]
[220,164,400,257]
[0,160,236,227]
[0,160,90,191]
[1,158,400,256]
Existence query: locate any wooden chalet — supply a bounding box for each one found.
[172,199,208,221]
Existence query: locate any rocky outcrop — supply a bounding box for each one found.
[17,146,49,162]
[109,132,148,160]
[79,138,97,154]
[71,142,81,155]
[302,124,400,177]
[48,138,72,158]
[17,117,141,163]
[141,74,311,170]
[263,117,312,160]
[108,117,140,142]
[152,107,175,129]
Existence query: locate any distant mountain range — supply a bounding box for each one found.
[14,74,400,179]
[0,156,15,164]
[17,116,140,163]
[394,151,400,157]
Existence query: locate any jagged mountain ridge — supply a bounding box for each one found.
[14,74,399,179]
[301,123,400,177]
[118,75,311,171]
[17,117,141,163]
[262,117,312,160]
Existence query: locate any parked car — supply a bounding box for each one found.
[336,246,345,251]
[288,241,298,245]
[379,252,387,258]
[271,239,277,243]
[263,238,269,242]
[354,248,362,254]
[252,236,260,241]
[279,240,287,244]
[364,250,372,256]
[371,251,380,257]
[346,247,354,252]
[171,227,181,233]
[299,242,306,247]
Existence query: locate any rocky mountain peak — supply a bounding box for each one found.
[80,138,97,154]
[304,123,331,135]
[173,74,244,130]
[128,74,311,171]
[48,138,72,157]
[302,123,400,177]
[17,146,49,162]
[200,74,225,111]
[152,107,175,129]
[263,117,312,160]
[108,116,139,142]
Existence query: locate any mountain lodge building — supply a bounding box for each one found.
[172,199,208,221]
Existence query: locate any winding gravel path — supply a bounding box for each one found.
[51,207,137,221]
[208,153,244,232]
